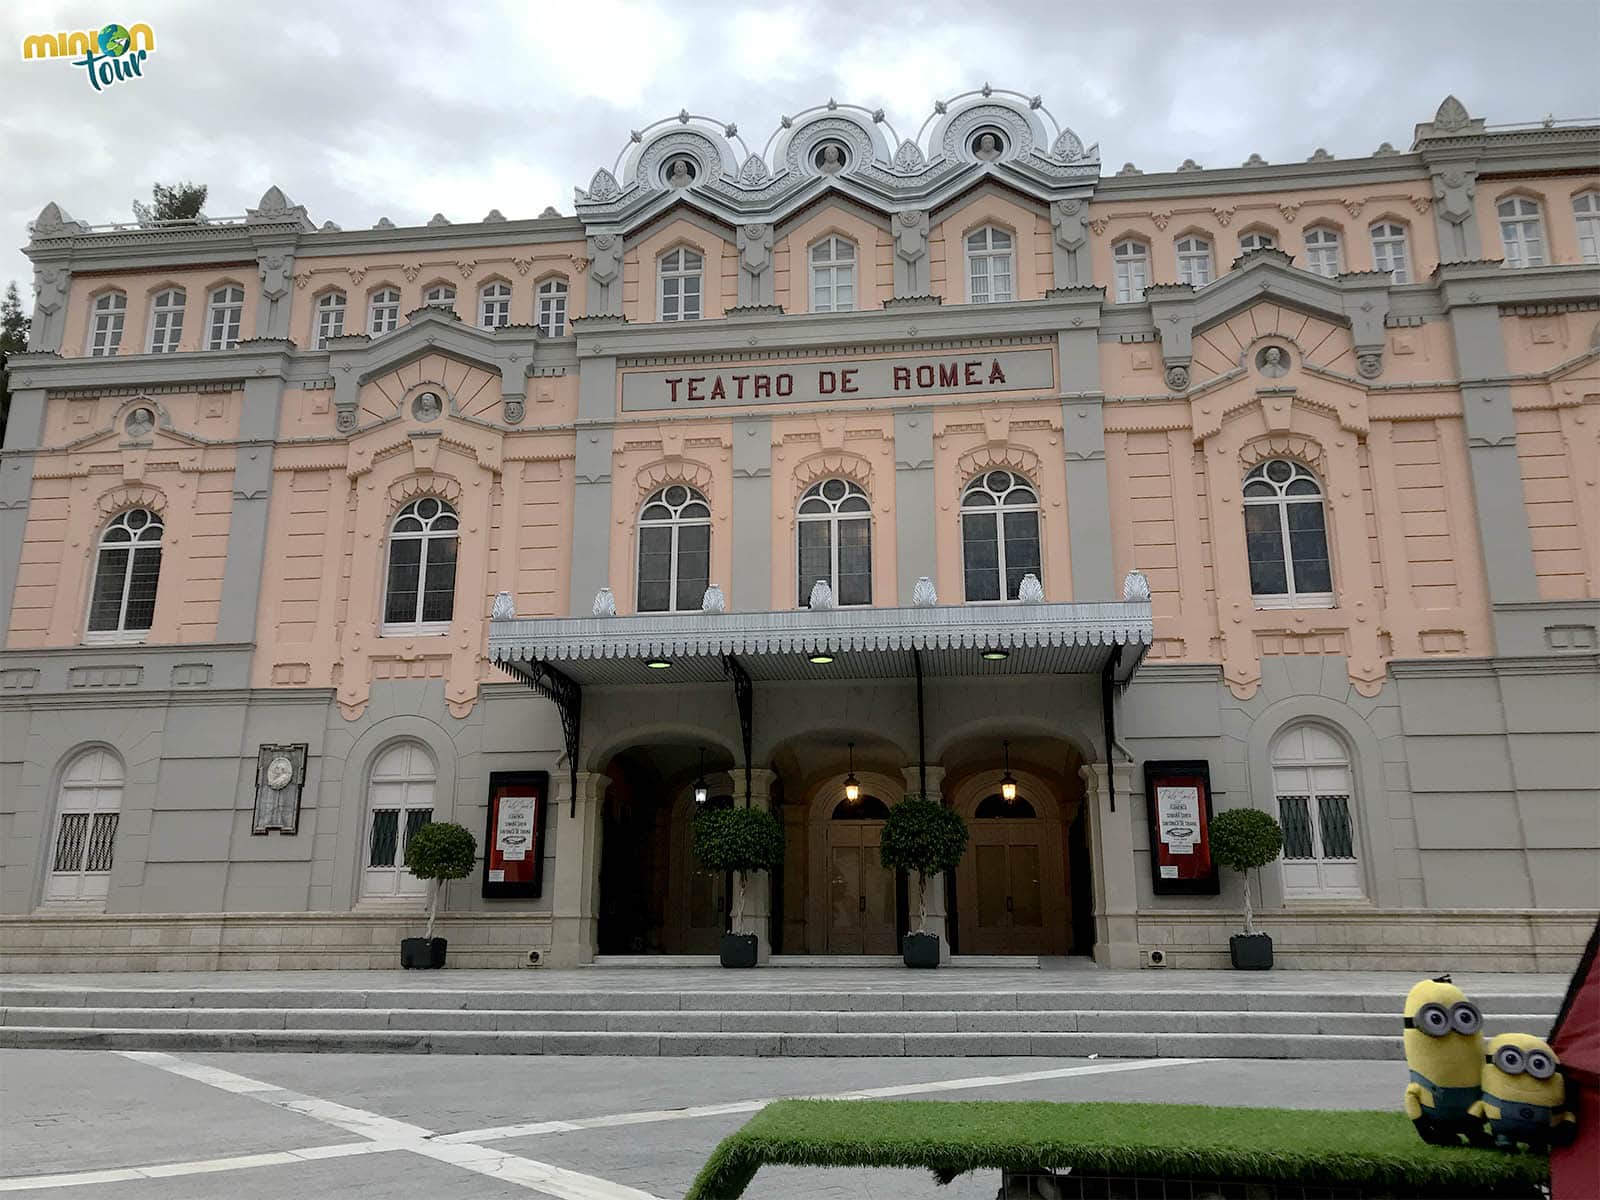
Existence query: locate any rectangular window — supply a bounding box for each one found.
[962,512,1001,602]
[368,809,399,868]
[672,523,710,612]
[1002,510,1041,599]
[636,526,674,612]
[836,520,872,606]
[1278,795,1314,859]
[1317,793,1355,859]
[384,540,422,625]
[1287,503,1332,593]
[797,522,832,606]
[53,812,90,872]
[1244,505,1289,595]
[86,813,119,872]
[207,292,244,350]
[419,538,457,623]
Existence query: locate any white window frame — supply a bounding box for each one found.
[84,508,164,644]
[1239,230,1277,254]
[1497,196,1547,268]
[1272,723,1364,900]
[360,741,435,902]
[809,236,858,312]
[960,470,1042,603]
[87,291,127,357]
[204,285,244,350]
[1175,235,1213,287]
[1369,223,1410,284]
[478,281,512,329]
[422,282,456,309]
[367,287,401,337]
[636,484,711,613]
[1243,459,1334,609]
[313,291,346,349]
[1111,240,1149,303]
[380,497,459,636]
[965,227,1014,304]
[537,277,569,337]
[146,288,185,354]
[658,248,703,321]
[796,478,872,607]
[1575,192,1600,264]
[1303,227,1343,277]
[43,749,124,908]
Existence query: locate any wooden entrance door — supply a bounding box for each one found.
[824,818,897,954]
[958,792,1068,956]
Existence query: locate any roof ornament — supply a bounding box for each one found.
[586,168,622,202]
[1116,162,1143,176]
[593,586,617,617]
[1433,95,1471,132]
[491,591,516,620]
[320,221,341,231]
[1029,95,1043,110]
[1372,141,1398,156]
[539,206,561,218]
[724,122,738,137]
[427,213,451,226]
[1018,574,1044,604]
[981,82,993,97]
[808,580,837,611]
[1242,153,1268,167]
[738,153,771,185]
[1176,158,1203,172]
[701,584,726,614]
[678,108,691,124]
[912,577,938,608]
[871,108,885,123]
[1051,128,1085,162]
[30,201,88,237]
[1122,571,1151,603]
[483,209,506,222]
[253,186,292,215]
[893,140,926,171]
[373,217,395,228]
[1307,148,1335,161]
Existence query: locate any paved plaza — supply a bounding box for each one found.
[0,1048,1411,1199]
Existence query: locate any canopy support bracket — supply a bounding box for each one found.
[723,654,754,803]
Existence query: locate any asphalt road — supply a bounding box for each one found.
[0,1049,1407,1199]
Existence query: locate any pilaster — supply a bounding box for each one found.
[1050,198,1092,286]
[735,223,774,307]
[891,211,930,297]
[0,387,46,641]
[586,233,624,316]
[570,354,616,615]
[27,266,69,352]
[548,770,607,967]
[1080,760,1140,968]
[731,417,772,612]
[215,377,284,643]
[253,249,296,340]
[892,409,936,604]
[1058,326,1113,600]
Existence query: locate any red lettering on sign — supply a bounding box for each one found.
[893,367,911,390]
[666,378,684,403]
[754,375,772,398]
[964,361,981,385]
[916,365,935,388]
[939,363,959,387]
[731,374,750,399]
[777,373,793,396]
[686,377,705,402]
[818,370,837,395]
[840,368,860,394]
[988,359,1006,384]
[710,377,726,401]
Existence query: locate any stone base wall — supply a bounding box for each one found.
[1136,908,1596,973]
[0,911,553,973]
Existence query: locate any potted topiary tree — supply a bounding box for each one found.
[401,820,477,969]
[692,804,785,968]
[879,797,968,968]
[1208,807,1284,970]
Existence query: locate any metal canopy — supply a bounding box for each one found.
[488,600,1152,687]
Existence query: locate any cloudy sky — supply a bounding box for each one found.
[2,0,1596,291]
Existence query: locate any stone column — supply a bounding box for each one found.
[1079,761,1140,968]
[548,771,607,967]
[731,768,776,962]
[900,764,950,962]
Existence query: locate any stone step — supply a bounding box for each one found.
[0,1024,1401,1059]
[0,987,1563,1015]
[0,1005,1555,1038]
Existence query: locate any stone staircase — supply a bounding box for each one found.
[0,980,1562,1059]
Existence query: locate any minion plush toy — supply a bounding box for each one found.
[1469,1033,1578,1150]
[1403,975,1487,1145]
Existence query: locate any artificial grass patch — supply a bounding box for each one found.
[685,1099,1550,1199]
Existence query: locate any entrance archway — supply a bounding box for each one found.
[816,790,897,954]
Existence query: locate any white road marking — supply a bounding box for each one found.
[0,1143,389,1192]
[443,1055,1203,1143]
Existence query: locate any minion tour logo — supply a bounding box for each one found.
[21,23,156,92]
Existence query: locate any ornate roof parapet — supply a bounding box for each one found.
[28,202,89,240]
[1414,95,1486,145]
[246,186,314,231]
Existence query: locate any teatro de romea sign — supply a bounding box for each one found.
[620,346,1055,411]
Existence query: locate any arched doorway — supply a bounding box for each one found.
[801,767,906,954]
[668,790,733,953]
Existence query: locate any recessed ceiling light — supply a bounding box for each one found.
[646,659,672,670]
[809,653,835,665]
[981,648,1009,661]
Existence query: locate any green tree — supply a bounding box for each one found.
[879,798,968,933]
[691,805,785,933]
[1209,808,1284,936]
[403,821,477,941]
[0,282,32,444]
[133,181,207,224]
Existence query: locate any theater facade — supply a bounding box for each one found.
[1,90,1596,973]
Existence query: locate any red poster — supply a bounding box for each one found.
[482,771,548,899]
[1143,761,1219,895]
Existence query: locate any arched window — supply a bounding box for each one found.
[1243,459,1333,607]
[313,290,346,349]
[423,282,456,309]
[1575,192,1600,264]
[45,749,123,905]
[1271,723,1362,899]
[205,285,245,350]
[658,248,703,321]
[1111,240,1148,303]
[479,281,512,329]
[637,484,710,612]
[381,497,458,634]
[1239,230,1277,254]
[975,793,1038,819]
[1304,227,1343,277]
[1497,196,1547,268]
[87,291,127,356]
[797,478,872,607]
[1369,222,1410,284]
[146,288,185,354]
[86,508,164,642]
[961,470,1041,602]
[810,236,857,312]
[367,287,401,336]
[966,227,1014,304]
[362,741,436,900]
[537,278,569,337]
[1175,235,1213,287]
[831,794,891,820]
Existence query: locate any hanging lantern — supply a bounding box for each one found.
[1000,739,1018,803]
[843,742,861,803]
[693,747,709,806]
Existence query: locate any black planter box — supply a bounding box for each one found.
[1230,932,1273,970]
[902,931,941,969]
[401,936,448,969]
[720,932,759,968]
